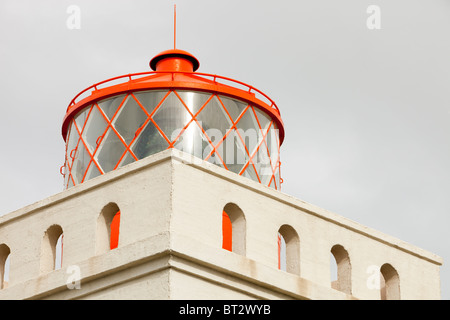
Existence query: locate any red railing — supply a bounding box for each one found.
[67,71,280,115]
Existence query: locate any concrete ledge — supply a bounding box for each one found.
[168,233,356,300]
[0,232,171,299]
[0,231,355,300]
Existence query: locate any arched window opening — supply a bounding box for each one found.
[330,244,352,295]
[221,203,246,255]
[0,244,11,289]
[380,263,400,300]
[96,202,121,254]
[277,225,300,275]
[40,225,64,274]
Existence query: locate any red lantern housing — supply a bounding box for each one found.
[61,49,285,190]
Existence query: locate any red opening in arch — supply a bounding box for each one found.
[222,211,232,251]
[110,211,120,250]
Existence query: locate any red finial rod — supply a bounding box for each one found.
[174,4,177,49]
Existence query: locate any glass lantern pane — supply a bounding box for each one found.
[113,95,147,145]
[206,151,225,168]
[131,120,169,159]
[269,177,276,189]
[70,141,91,185]
[174,121,209,159]
[82,105,108,153]
[98,94,127,121]
[117,151,136,168]
[152,91,191,142]
[67,175,74,188]
[236,106,259,130]
[217,130,248,174]
[253,144,271,184]
[66,121,79,155]
[241,163,259,182]
[176,90,212,117]
[74,106,92,134]
[95,128,127,173]
[253,107,271,133]
[235,106,261,157]
[218,95,248,124]
[196,95,232,137]
[84,161,102,181]
[266,125,280,171]
[133,90,169,116]
[259,163,274,186]
[66,121,80,169]
[274,122,280,146]
[274,168,280,190]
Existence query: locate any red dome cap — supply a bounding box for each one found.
[149,49,200,72]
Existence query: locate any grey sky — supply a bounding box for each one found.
[0,0,449,299]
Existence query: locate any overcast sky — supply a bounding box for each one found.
[0,0,449,299]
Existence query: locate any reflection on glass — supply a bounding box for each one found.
[253,107,271,133]
[197,96,232,137]
[71,141,90,184]
[82,105,108,153]
[118,152,136,168]
[267,125,279,171]
[274,168,280,190]
[217,130,248,174]
[235,108,260,157]
[206,151,225,169]
[132,120,168,159]
[98,95,127,121]
[242,163,259,182]
[84,161,102,181]
[133,90,169,116]
[75,106,90,133]
[152,91,190,141]
[66,121,80,175]
[95,128,126,172]
[217,95,247,123]
[176,90,211,117]
[173,121,207,159]
[113,95,147,145]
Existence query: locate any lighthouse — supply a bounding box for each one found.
[0,11,442,301]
